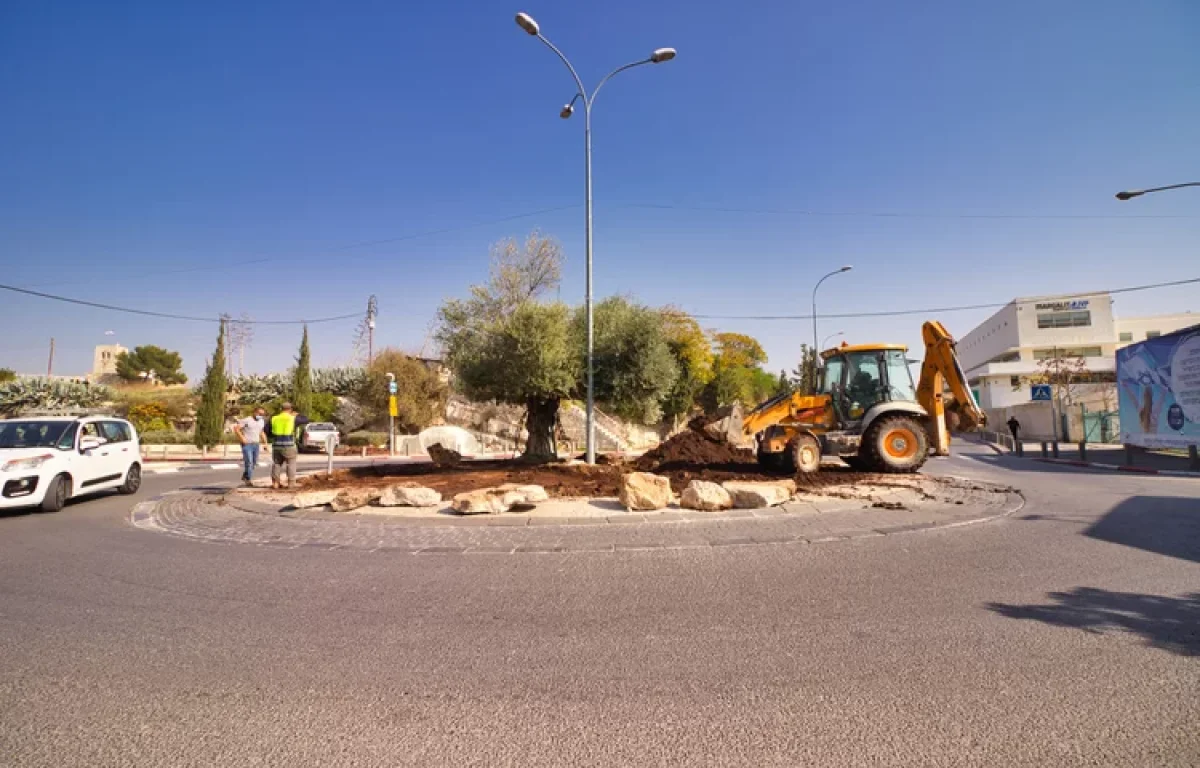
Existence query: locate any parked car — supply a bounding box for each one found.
[0,416,142,512]
[300,422,340,452]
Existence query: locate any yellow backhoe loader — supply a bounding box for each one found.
[708,321,985,474]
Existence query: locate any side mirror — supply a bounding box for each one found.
[80,438,101,453]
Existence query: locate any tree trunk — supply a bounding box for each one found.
[523,397,559,462]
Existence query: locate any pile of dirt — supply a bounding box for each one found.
[300,460,624,499]
[633,428,754,472]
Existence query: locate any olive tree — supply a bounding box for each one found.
[438,232,678,461]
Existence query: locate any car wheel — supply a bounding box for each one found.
[40,474,70,512]
[118,463,142,495]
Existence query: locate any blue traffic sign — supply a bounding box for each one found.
[1031,384,1052,402]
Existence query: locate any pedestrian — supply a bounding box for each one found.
[269,402,300,489]
[232,407,268,486]
[1007,416,1021,445]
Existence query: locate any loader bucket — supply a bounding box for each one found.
[696,403,746,445]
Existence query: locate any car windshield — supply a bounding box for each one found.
[307,423,336,431]
[0,420,73,449]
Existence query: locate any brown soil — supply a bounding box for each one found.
[633,428,753,472]
[298,456,892,497]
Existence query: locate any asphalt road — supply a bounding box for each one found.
[1,443,1197,767]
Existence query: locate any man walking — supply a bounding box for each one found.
[1007,416,1021,448]
[269,402,300,489]
[233,407,267,486]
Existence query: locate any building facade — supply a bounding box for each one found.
[89,344,128,382]
[958,293,1197,414]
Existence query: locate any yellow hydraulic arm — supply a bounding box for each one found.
[917,320,987,456]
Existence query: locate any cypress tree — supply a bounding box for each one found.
[292,325,313,417]
[194,320,228,449]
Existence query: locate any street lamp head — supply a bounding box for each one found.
[560,103,574,119]
[840,265,853,272]
[515,12,539,36]
[1115,190,1143,201]
[650,47,676,63]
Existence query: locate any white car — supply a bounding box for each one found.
[300,422,340,453]
[0,416,142,512]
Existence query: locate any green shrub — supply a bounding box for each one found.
[344,431,387,448]
[139,429,240,445]
[0,378,114,416]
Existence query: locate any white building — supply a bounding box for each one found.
[958,293,1197,412]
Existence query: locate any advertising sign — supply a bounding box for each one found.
[1117,326,1200,448]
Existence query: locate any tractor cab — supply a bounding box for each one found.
[819,344,917,424]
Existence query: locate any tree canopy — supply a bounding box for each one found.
[584,297,678,425]
[292,326,313,417]
[193,324,227,449]
[359,348,448,433]
[437,231,680,460]
[115,345,187,385]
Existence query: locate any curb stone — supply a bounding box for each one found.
[130,483,1025,555]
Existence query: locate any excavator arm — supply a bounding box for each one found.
[917,320,987,455]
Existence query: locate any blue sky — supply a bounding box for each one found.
[1,0,1197,381]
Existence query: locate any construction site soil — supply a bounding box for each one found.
[301,430,899,497]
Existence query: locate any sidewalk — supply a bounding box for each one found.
[972,435,1200,478]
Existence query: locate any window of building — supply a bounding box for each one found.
[1032,346,1103,360]
[1010,375,1021,388]
[1146,330,1161,339]
[987,351,1020,364]
[1118,332,1133,342]
[1037,310,1092,329]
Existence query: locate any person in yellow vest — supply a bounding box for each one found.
[269,402,299,489]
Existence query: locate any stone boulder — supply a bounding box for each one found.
[679,480,733,511]
[451,487,526,515]
[619,472,673,511]
[330,487,383,513]
[378,483,442,507]
[427,442,463,468]
[721,480,796,509]
[496,483,550,504]
[290,489,339,509]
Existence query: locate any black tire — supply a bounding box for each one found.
[118,463,142,495]
[40,474,70,512]
[862,414,929,473]
[789,433,822,474]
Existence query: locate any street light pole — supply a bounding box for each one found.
[1115,181,1199,201]
[515,11,675,465]
[812,266,852,365]
[821,331,845,350]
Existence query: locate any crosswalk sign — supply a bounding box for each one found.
[1031,385,1052,401]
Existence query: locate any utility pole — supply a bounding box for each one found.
[47,338,55,377]
[367,296,377,365]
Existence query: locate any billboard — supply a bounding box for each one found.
[1116,325,1200,448]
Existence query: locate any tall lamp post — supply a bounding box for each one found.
[515,11,676,465]
[1115,181,1199,201]
[812,266,852,365]
[821,331,845,350]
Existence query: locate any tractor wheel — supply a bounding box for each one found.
[862,414,929,473]
[789,434,822,474]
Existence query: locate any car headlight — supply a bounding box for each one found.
[2,454,55,473]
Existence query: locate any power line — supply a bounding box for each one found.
[622,203,1200,220]
[0,282,361,325]
[685,276,1200,321]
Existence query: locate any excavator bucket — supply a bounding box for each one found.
[691,403,746,445]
